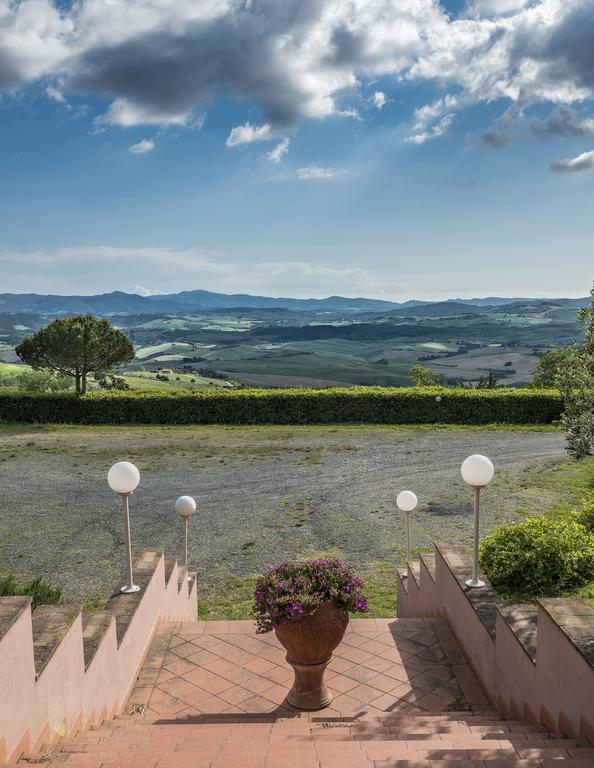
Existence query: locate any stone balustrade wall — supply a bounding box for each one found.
[0,549,197,763]
[397,543,594,742]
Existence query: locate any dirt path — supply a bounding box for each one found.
[0,424,566,602]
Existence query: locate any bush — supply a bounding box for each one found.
[0,572,62,609]
[479,516,594,597]
[575,493,594,533]
[0,387,563,425]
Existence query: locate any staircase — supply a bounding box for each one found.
[15,709,592,767]
[11,615,593,768]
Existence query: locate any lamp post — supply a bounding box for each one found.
[461,454,494,589]
[107,461,141,594]
[397,490,418,562]
[175,495,196,579]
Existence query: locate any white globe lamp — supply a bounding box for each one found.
[108,461,141,594]
[461,455,494,488]
[175,495,196,578]
[461,454,494,589]
[397,490,418,562]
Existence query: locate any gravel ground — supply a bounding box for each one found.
[0,424,567,603]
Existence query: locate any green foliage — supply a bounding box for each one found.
[253,558,369,633]
[409,364,443,387]
[93,372,130,391]
[0,386,563,425]
[479,516,594,597]
[476,370,498,389]
[575,492,594,533]
[0,572,62,609]
[16,315,134,394]
[16,369,72,393]
[533,348,571,388]
[556,346,594,459]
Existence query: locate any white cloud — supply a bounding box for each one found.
[264,138,290,163]
[296,165,342,180]
[128,138,155,154]
[0,246,394,298]
[406,114,455,144]
[337,107,361,119]
[46,83,65,102]
[373,91,386,110]
[132,285,167,296]
[0,0,593,146]
[226,122,272,147]
[466,0,530,16]
[100,98,190,127]
[550,150,594,173]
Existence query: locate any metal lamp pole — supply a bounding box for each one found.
[108,461,141,594]
[175,496,196,580]
[119,491,140,593]
[397,490,418,562]
[461,455,494,589]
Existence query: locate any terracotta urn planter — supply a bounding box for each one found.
[274,599,349,710]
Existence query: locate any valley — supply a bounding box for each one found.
[0,291,587,389]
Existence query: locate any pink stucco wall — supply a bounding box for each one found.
[0,553,196,763]
[397,545,594,740]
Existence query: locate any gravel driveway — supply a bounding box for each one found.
[0,424,566,602]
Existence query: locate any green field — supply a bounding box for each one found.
[0,362,234,392]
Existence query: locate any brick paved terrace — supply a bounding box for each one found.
[129,617,485,717]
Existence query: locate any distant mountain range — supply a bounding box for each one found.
[0,290,588,317]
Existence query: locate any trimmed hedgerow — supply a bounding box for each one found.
[0,387,562,425]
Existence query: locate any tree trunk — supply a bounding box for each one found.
[81,373,87,395]
[75,372,81,395]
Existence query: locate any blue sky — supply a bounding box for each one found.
[0,0,593,300]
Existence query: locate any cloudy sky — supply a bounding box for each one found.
[0,0,593,299]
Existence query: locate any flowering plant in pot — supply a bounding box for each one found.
[252,557,369,710]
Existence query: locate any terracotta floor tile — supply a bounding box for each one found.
[218,685,255,705]
[244,657,279,675]
[343,665,381,684]
[328,674,361,694]
[239,695,278,714]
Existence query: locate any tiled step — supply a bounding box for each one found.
[420,553,436,581]
[81,609,113,669]
[0,596,31,642]
[17,708,586,768]
[31,604,80,678]
[407,560,421,587]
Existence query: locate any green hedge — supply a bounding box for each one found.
[0,387,562,425]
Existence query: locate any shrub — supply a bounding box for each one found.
[575,493,594,533]
[0,387,563,425]
[253,558,369,633]
[479,516,594,597]
[0,572,62,609]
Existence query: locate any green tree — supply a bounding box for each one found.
[556,282,594,459]
[409,364,443,387]
[476,370,498,389]
[532,348,571,387]
[578,281,594,361]
[15,315,134,395]
[16,369,72,393]
[93,372,130,391]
